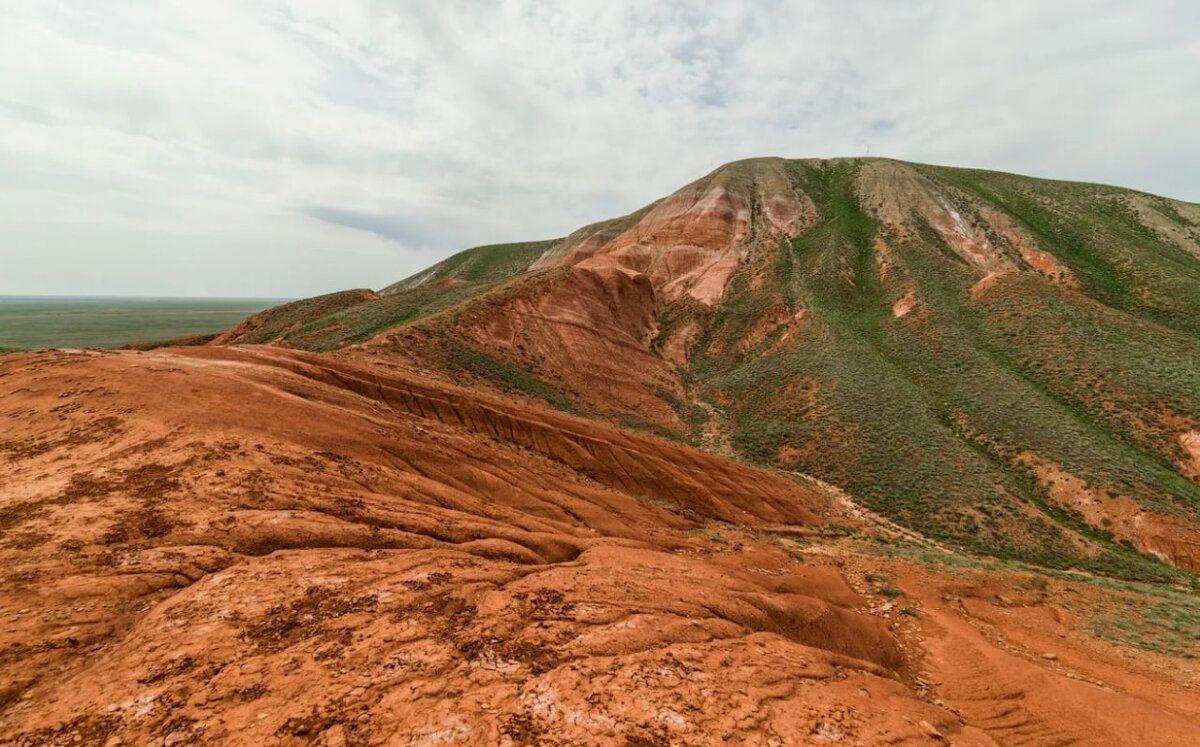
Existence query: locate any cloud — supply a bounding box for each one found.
[301,204,463,249]
[0,0,1197,296]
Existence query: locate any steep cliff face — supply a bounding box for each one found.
[559,158,813,307]
[366,264,688,428]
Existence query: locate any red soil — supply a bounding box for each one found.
[1019,453,1200,571]
[3,347,1197,744]
[370,264,688,428]
[536,158,810,308]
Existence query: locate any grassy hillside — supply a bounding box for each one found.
[926,165,1200,334]
[220,290,377,345]
[219,284,504,351]
[685,160,1200,579]
[380,240,559,294]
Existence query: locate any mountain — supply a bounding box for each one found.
[3,157,1200,745]
[222,157,1200,578]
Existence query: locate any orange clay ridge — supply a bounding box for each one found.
[4,157,1200,745]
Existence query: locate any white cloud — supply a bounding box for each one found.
[1,0,1196,296]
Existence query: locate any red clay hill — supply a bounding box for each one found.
[4,157,1200,745]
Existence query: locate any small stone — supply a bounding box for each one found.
[918,720,944,740]
[322,725,348,747]
[180,565,206,581]
[1041,653,1058,661]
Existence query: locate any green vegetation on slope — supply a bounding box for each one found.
[921,164,1200,337]
[689,159,1196,581]
[230,290,376,345]
[1083,590,1200,658]
[249,283,490,352]
[440,341,579,413]
[381,240,558,294]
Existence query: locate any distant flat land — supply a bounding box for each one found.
[0,296,286,350]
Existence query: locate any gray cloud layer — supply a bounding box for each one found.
[1,1,1197,296]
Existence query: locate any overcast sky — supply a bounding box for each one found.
[2,1,1197,297]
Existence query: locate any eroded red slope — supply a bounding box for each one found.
[4,348,1200,745]
[2,347,954,745]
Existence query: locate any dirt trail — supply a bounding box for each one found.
[790,471,956,555]
[894,565,1200,746]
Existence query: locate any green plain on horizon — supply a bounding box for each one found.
[0,297,285,350]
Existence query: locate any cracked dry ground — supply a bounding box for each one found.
[1,347,1198,746]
